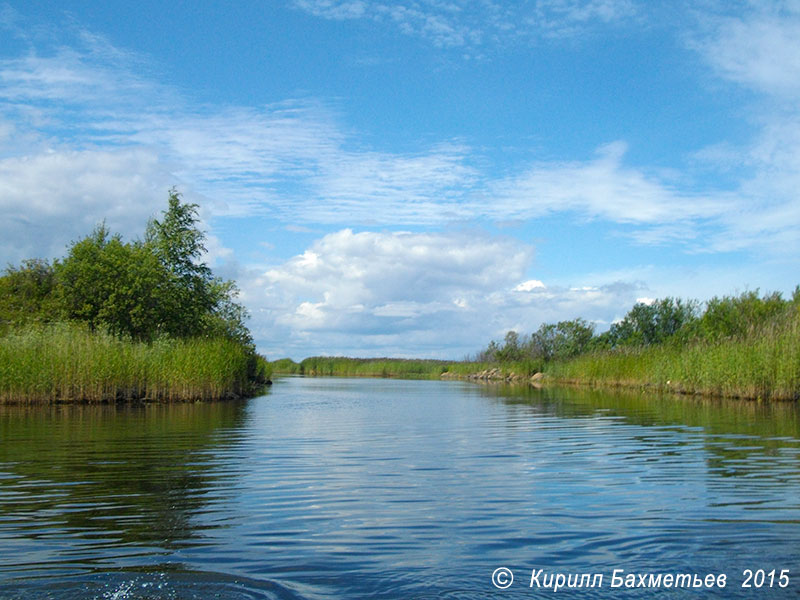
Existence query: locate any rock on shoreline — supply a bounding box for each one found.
[441,369,545,386]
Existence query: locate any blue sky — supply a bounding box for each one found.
[2,1,799,359]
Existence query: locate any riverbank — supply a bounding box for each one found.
[0,191,272,404]
[543,317,799,401]
[444,314,799,401]
[0,323,271,403]
[460,289,800,402]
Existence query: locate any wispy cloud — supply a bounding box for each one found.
[2,15,797,267]
[0,26,791,265]
[693,1,800,98]
[531,0,638,37]
[688,0,800,257]
[0,24,479,257]
[486,141,730,227]
[292,0,639,50]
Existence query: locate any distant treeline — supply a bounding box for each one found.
[272,356,450,378]
[0,190,270,403]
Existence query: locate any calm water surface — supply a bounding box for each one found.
[1,377,799,598]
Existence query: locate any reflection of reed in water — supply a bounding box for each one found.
[0,399,252,556]
[479,383,800,481]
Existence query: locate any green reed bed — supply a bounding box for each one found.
[0,323,255,403]
[292,356,451,378]
[547,310,800,401]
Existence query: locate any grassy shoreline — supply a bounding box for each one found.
[0,323,271,403]
[545,317,799,401]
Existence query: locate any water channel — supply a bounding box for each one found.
[1,377,799,598]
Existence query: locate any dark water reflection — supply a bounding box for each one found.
[1,378,799,598]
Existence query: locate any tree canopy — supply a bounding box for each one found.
[1,189,251,346]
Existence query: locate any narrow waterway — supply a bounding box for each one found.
[1,377,798,598]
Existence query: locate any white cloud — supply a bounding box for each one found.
[689,2,800,257]
[695,6,800,97]
[486,141,732,230]
[2,21,791,262]
[261,228,532,315]
[531,0,638,37]
[0,147,173,262]
[292,0,639,49]
[514,279,545,292]
[245,229,532,356]
[295,0,368,20]
[0,26,489,228]
[241,229,651,358]
[304,143,478,224]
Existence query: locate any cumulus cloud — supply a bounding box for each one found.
[244,229,530,356]
[259,228,531,318]
[240,229,650,358]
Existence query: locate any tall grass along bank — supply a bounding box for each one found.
[547,309,800,401]
[467,289,800,401]
[0,323,269,403]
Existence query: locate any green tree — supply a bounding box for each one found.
[527,323,557,360]
[144,189,212,336]
[52,190,251,344]
[0,258,58,332]
[609,297,698,347]
[552,318,596,359]
[143,189,250,343]
[476,339,501,362]
[55,225,173,340]
[689,290,788,341]
[527,319,596,360]
[145,188,211,281]
[496,330,523,361]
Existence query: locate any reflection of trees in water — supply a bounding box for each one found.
[0,400,253,550]
[475,383,800,480]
